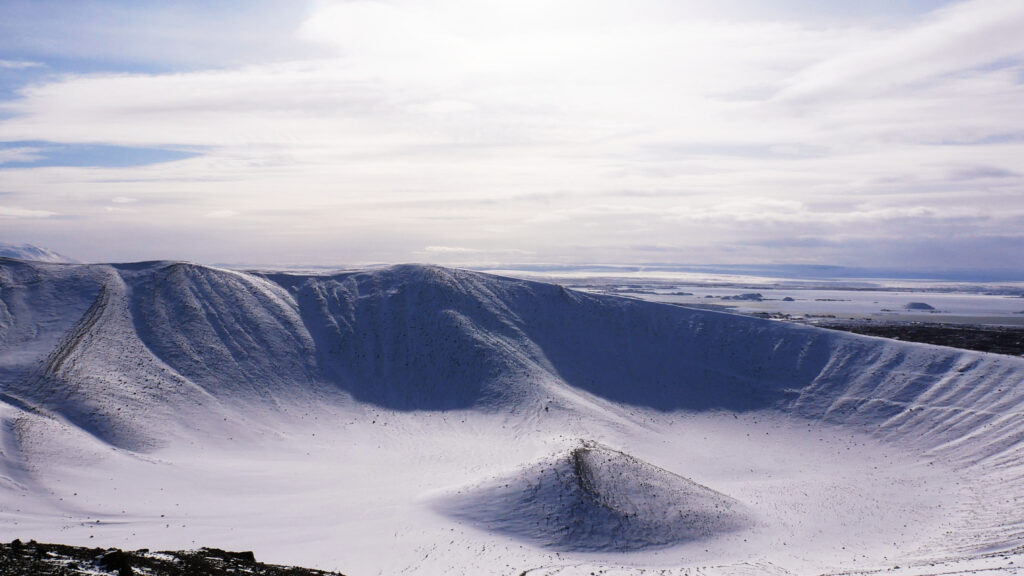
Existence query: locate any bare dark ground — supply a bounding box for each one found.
[0,540,346,576]
[814,322,1024,357]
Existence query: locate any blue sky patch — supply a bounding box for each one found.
[0,141,201,168]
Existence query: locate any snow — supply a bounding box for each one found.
[0,259,1023,574]
[0,243,77,264]
[494,268,1024,324]
[437,439,753,552]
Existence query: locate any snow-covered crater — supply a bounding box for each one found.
[0,259,1022,575]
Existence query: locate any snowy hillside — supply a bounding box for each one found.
[0,243,77,264]
[1,259,1024,575]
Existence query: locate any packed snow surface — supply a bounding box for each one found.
[1,260,1023,575]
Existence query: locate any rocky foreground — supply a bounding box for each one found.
[0,540,346,576]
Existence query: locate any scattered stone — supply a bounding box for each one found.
[0,540,347,576]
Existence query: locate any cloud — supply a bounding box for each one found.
[422,245,532,256]
[204,210,238,219]
[423,246,481,254]
[0,59,42,69]
[669,199,989,226]
[0,205,57,218]
[776,0,1024,102]
[0,146,43,164]
[0,1,320,71]
[947,165,1019,180]
[0,1,1021,270]
[104,206,137,214]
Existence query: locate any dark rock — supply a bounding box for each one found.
[234,550,256,562]
[817,322,1024,356]
[721,293,763,302]
[98,549,133,576]
[201,547,256,563]
[1,539,346,576]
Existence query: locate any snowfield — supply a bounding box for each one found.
[1,259,1023,575]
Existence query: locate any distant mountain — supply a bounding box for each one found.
[0,242,77,263]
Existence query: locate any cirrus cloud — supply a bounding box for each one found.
[0,0,1020,271]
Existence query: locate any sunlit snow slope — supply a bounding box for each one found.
[1,260,1023,575]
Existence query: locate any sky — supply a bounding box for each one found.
[0,0,1023,272]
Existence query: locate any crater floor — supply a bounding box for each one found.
[0,409,965,575]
